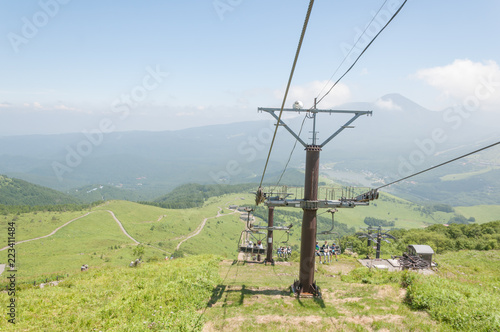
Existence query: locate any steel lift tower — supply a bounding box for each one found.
[257,102,377,296]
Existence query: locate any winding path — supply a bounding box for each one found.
[0,212,92,251]
[104,210,140,244]
[0,206,235,256]
[175,207,237,250]
[0,210,143,252]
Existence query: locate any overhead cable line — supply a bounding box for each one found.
[274,0,391,187]
[315,0,389,100]
[273,113,309,189]
[258,0,315,188]
[315,0,408,106]
[375,140,500,190]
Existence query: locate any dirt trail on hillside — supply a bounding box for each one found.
[104,210,140,244]
[176,207,237,251]
[0,210,143,252]
[0,212,92,251]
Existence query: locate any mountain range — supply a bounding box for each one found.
[0,93,498,204]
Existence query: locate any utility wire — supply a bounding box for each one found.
[376,140,500,190]
[316,0,408,106]
[315,0,389,100]
[274,113,309,189]
[258,0,315,188]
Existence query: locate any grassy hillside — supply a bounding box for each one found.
[1,194,251,283]
[405,250,500,331]
[0,175,79,206]
[179,213,244,258]
[455,204,500,223]
[94,197,246,254]
[0,255,222,331]
[5,189,499,284]
[1,188,500,330]
[2,250,499,331]
[1,209,90,242]
[2,210,140,281]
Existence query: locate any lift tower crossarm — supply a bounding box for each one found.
[319,110,372,147]
[259,107,308,147]
[258,107,372,148]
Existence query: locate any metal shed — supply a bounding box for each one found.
[407,245,434,266]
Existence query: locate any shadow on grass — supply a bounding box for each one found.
[295,296,326,309]
[204,284,292,310]
[198,283,339,330]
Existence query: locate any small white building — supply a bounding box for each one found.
[407,244,435,266]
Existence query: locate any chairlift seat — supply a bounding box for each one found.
[239,246,266,254]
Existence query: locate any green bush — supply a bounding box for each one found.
[406,275,500,331]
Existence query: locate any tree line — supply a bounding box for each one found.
[342,220,500,256]
[0,201,103,215]
[140,183,257,209]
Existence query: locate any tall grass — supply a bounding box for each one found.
[405,275,500,331]
[0,255,222,331]
[340,250,500,331]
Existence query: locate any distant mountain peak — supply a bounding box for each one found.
[375,93,431,113]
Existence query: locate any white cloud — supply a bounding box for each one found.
[274,80,351,109]
[0,102,12,108]
[54,104,77,111]
[415,59,500,112]
[374,98,401,111]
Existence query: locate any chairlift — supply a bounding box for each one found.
[237,229,266,261]
[317,208,338,235]
[281,230,291,244]
[316,208,342,254]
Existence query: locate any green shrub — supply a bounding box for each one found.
[406,275,500,331]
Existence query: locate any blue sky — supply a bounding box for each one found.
[1,0,499,135]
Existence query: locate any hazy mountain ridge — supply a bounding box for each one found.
[0,174,79,206]
[0,93,498,204]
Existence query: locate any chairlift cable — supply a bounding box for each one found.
[258,0,315,188]
[315,0,390,100]
[375,140,500,190]
[315,0,408,106]
[273,113,309,189]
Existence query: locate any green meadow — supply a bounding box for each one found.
[1,210,90,242]
[179,213,245,259]
[4,210,138,282]
[0,255,222,331]
[2,250,499,331]
[1,187,499,331]
[455,204,500,224]
[2,189,498,285]
[0,193,253,283]
[440,166,499,181]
